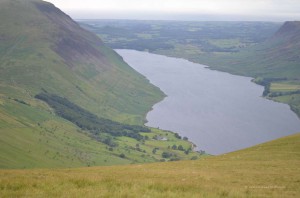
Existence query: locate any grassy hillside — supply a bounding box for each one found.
[0,0,164,125]
[0,0,200,168]
[0,133,299,197]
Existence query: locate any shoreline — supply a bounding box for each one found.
[145,50,300,120]
[117,49,300,155]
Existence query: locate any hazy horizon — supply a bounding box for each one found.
[45,0,300,22]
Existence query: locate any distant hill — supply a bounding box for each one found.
[273,21,300,39]
[1,132,299,197]
[192,21,300,79]
[0,0,198,168]
[265,21,300,70]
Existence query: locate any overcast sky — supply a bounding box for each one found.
[45,0,300,21]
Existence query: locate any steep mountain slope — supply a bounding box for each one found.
[0,0,199,168]
[0,0,163,124]
[1,133,299,197]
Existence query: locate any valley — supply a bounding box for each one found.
[80,20,300,118]
[116,49,300,155]
[0,0,299,197]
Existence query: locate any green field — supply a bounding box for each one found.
[270,82,300,92]
[0,133,299,197]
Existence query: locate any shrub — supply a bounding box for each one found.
[162,152,172,158]
[119,153,126,158]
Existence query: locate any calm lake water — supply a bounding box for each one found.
[116,49,300,155]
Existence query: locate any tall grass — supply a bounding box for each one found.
[1,133,299,197]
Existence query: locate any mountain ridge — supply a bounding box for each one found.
[273,21,300,39]
[34,0,110,69]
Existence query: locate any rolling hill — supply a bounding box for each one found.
[0,133,299,197]
[0,0,199,168]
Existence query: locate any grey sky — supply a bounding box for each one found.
[45,0,300,21]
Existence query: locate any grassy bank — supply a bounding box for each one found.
[0,133,299,197]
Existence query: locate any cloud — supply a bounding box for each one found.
[45,0,300,21]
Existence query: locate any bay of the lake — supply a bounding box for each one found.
[116,49,300,155]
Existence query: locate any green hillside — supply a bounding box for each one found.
[0,0,164,124]
[1,133,299,197]
[0,0,200,168]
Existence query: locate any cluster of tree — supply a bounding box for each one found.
[161,151,173,158]
[197,41,239,53]
[152,147,159,154]
[35,93,150,142]
[109,39,174,52]
[291,105,300,117]
[161,152,180,161]
[174,133,182,139]
[268,90,300,97]
[11,98,30,106]
[253,77,288,96]
[169,144,193,155]
[171,144,184,151]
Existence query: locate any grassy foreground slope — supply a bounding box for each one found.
[0,0,200,168]
[0,133,299,197]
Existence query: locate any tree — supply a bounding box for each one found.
[172,145,177,150]
[191,156,198,160]
[174,133,181,139]
[119,153,126,158]
[162,152,172,158]
[178,145,184,151]
[152,148,157,154]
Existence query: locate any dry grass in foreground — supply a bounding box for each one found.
[0,133,299,198]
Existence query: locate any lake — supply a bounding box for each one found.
[116,49,300,155]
